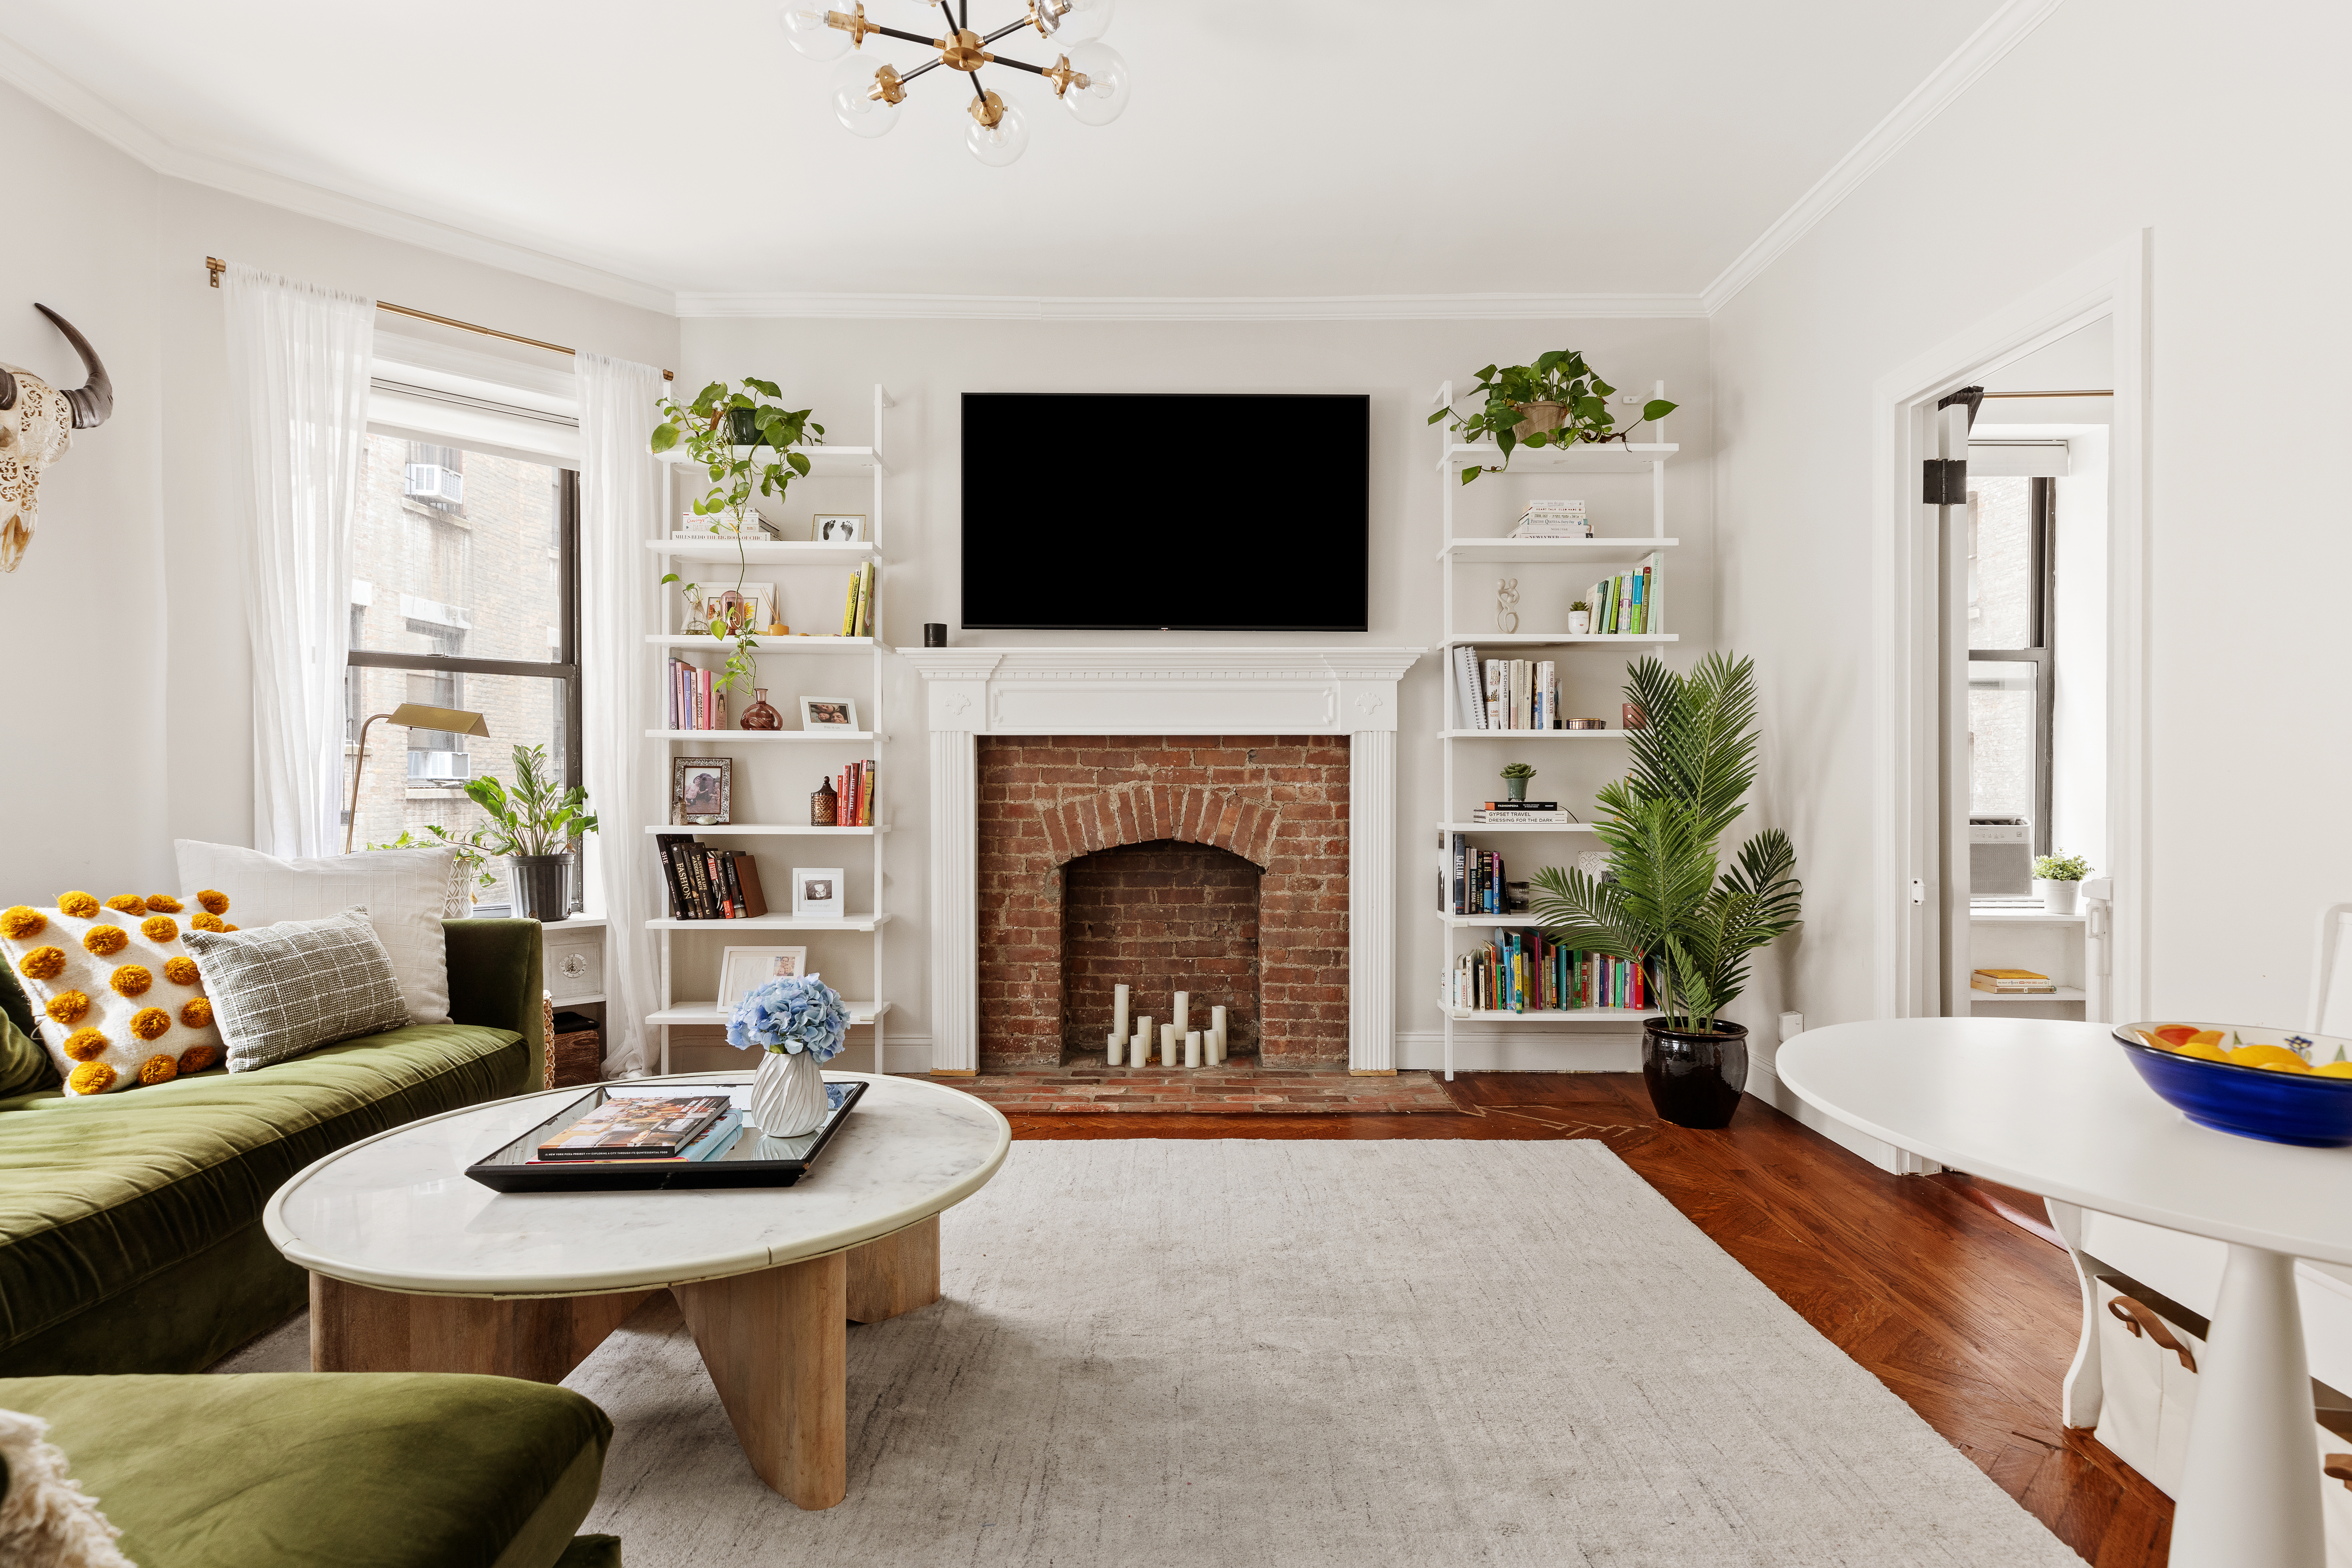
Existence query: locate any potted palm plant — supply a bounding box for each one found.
[1528,653,1802,1128]
[464,743,600,923]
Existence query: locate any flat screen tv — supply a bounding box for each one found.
[961,392,1369,631]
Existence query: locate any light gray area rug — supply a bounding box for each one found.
[568,1140,2079,1567]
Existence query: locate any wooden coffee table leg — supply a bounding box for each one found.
[309,1274,651,1382]
[847,1216,940,1324]
[674,1254,847,1509]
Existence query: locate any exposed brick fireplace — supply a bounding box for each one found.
[976,736,1348,1069]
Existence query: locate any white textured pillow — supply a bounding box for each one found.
[0,1407,135,1568]
[173,841,452,1025]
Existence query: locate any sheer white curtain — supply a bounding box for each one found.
[223,263,375,858]
[577,354,666,1076]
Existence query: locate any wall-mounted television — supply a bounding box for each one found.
[960,392,1369,631]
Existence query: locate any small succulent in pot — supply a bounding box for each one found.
[1568,599,1592,635]
[1501,761,1536,802]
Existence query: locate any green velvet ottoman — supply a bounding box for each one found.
[0,1372,618,1568]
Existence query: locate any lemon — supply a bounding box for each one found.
[2315,1061,2352,1080]
[2228,1044,2307,1070]
[2176,1041,2232,1063]
[2254,1057,2313,1074]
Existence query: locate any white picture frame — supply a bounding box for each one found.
[686,581,777,636]
[792,868,845,919]
[812,513,865,543]
[799,696,859,731]
[717,945,809,1009]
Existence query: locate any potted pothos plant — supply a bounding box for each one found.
[650,379,826,707]
[1428,350,1678,483]
[1528,653,1802,1128]
[464,743,600,923]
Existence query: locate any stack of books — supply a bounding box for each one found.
[833,760,878,827]
[1509,499,1590,539]
[1972,967,2058,994]
[674,515,779,541]
[665,659,729,730]
[1443,928,1649,1013]
[533,1092,744,1164]
[1472,800,1576,825]
[1445,834,1510,915]
[1584,566,1657,635]
[1450,646,1566,730]
[656,834,770,920]
[839,563,877,637]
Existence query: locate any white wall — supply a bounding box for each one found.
[672,316,1714,1063]
[1712,0,2352,1091]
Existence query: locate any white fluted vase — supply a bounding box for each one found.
[749,1048,828,1136]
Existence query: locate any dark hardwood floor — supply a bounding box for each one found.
[1006,1071,2172,1567]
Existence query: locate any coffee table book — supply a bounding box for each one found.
[467,1079,867,1192]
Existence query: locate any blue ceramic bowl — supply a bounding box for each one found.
[2115,1022,2352,1147]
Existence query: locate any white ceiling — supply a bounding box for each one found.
[0,0,2011,308]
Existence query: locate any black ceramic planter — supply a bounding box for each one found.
[1640,1018,1748,1128]
[510,854,570,923]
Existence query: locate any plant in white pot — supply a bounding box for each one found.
[727,972,850,1136]
[2032,852,2092,915]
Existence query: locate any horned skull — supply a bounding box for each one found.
[0,306,114,572]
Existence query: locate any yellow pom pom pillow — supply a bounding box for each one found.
[0,895,229,1095]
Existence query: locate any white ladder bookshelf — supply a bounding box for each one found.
[1430,379,1678,1080]
[643,385,897,1075]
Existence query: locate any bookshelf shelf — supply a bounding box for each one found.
[1437,537,1679,565]
[1969,987,2088,1004]
[1432,376,1679,1080]
[646,384,896,1075]
[642,729,884,743]
[639,824,889,836]
[645,539,880,566]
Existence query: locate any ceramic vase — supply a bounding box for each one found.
[1504,776,1529,802]
[1567,610,1591,635]
[740,688,782,730]
[2035,878,2082,915]
[749,1048,828,1136]
[1640,1018,1748,1129]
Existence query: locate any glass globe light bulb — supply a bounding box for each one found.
[1059,41,1129,125]
[780,2,853,61]
[1055,0,1113,43]
[830,55,902,138]
[965,98,1030,167]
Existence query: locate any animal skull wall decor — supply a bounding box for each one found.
[0,306,114,572]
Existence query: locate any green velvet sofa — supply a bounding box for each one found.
[0,917,548,1377]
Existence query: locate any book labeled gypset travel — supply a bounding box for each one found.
[466,1080,868,1192]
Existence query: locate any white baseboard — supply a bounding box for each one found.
[1394,1029,1643,1073]
[1749,1038,1923,1174]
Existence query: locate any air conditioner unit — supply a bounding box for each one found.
[403,463,465,505]
[407,750,470,783]
[1969,817,2032,897]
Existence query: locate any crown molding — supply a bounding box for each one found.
[674,291,1709,322]
[1698,0,2067,315]
[0,33,679,316]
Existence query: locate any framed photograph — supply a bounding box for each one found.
[812,513,865,543]
[793,868,845,919]
[672,757,732,825]
[717,946,809,1009]
[685,581,776,636]
[799,696,859,732]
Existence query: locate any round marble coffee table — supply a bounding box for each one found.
[262,1071,1010,1510]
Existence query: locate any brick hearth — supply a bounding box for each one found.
[906,1061,1458,1115]
[977,735,1350,1069]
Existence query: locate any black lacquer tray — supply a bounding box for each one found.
[465,1078,866,1192]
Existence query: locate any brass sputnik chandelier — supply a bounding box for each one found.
[779,0,1127,167]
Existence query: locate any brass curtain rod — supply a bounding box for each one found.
[1980,389,2112,398]
[205,257,672,381]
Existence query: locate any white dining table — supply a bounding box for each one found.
[1777,1016,2352,1568]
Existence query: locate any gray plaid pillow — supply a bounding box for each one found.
[183,905,410,1071]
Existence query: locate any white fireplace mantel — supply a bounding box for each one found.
[899,647,1425,1075]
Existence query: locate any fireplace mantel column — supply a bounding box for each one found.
[918,654,998,1075]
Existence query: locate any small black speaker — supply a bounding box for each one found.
[923,623,948,648]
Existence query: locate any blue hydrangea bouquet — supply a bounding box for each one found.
[728,973,850,1061]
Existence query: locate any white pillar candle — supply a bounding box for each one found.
[1210,1005,1227,1063]
[1173,990,1189,1043]
[1160,1024,1177,1068]
[1135,1017,1152,1066]
[1185,1029,1203,1068]
[1113,983,1130,1045]
[1106,1031,1123,1068]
